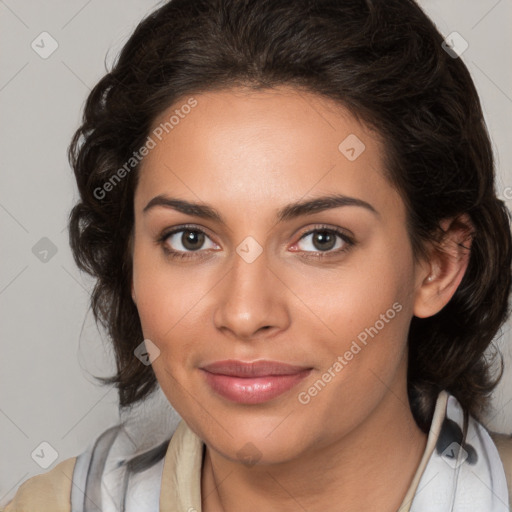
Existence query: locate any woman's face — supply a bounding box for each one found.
[131,85,426,464]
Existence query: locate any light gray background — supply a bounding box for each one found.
[1,0,511,505]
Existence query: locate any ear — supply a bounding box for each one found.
[413,214,474,319]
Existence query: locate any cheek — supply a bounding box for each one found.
[134,270,196,341]
[299,234,415,386]
[131,243,213,357]
[132,241,176,340]
[295,238,413,343]
[132,219,416,365]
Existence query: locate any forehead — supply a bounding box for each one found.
[135,86,402,220]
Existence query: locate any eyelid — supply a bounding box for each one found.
[288,224,354,255]
[294,224,355,244]
[157,223,219,248]
[158,223,353,246]
[157,223,356,262]
[158,222,215,239]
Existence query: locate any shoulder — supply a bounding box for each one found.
[1,417,181,512]
[1,456,76,512]
[490,432,512,502]
[491,432,512,471]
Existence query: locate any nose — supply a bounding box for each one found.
[212,248,290,341]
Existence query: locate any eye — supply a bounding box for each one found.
[158,225,218,260]
[292,226,354,257]
[157,224,355,261]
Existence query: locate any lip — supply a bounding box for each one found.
[200,360,312,404]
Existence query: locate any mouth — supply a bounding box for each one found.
[200,359,313,404]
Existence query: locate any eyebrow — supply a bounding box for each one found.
[143,193,379,223]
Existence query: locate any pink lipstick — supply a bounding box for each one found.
[200,360,312,404]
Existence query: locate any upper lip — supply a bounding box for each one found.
[200,359,312,377]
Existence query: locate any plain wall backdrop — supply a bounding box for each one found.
[1,0,511,504]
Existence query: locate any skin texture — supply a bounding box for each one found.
[131,85,472,512]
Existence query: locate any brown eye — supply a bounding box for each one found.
[311,230,337,251]
[161,227,218,257]
[180,230,206,251]
[295,228,352,254]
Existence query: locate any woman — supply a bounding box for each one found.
[4,0,512,510]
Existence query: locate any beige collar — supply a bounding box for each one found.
[160,391,449,512]
[397,390,449,511]
[159,419,204,512]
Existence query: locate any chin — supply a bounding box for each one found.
[216,431,307,467]
[198,409,312,464]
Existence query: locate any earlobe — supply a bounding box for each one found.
[413,214,474,319]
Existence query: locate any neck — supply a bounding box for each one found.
[201,379,428,512]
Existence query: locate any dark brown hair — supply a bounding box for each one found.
[68,0,512,431]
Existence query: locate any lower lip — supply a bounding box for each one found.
[201,369,312,404]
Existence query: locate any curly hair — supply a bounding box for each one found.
[68,0,512,432]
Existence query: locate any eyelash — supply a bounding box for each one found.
[156,223,355,261]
